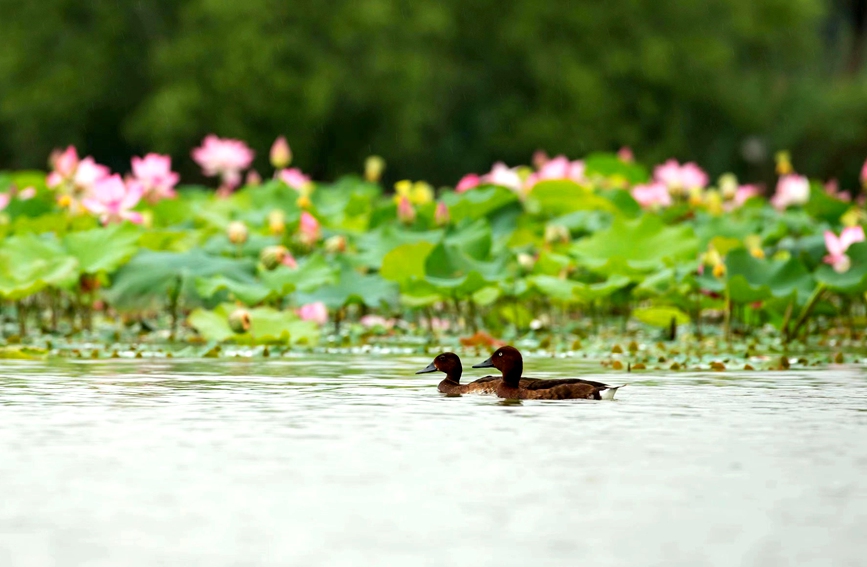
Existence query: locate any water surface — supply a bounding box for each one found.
[1,355,866,566]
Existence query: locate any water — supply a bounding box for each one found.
[1,355,866,567]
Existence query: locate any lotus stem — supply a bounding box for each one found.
[787,284,826,344]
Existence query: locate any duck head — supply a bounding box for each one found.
[416,352,462,383]
[473,345,523,386]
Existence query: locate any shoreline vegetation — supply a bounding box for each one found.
[1,136,866,369]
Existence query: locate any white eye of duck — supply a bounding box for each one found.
[498,352,503,356]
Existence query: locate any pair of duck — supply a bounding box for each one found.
[416,346,623,400]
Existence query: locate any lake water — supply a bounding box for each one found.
[1,355,866,566]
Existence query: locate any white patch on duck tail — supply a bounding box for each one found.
[600,384,626,401]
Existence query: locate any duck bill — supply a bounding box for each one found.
[415,361,438,374]
[472,357,495,369]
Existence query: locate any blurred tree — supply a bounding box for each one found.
[1,0,867,188]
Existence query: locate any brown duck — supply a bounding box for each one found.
[472,346,623,400]
[416,352,539,394]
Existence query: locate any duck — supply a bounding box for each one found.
[416,352,542,395]
[472,345,623,400]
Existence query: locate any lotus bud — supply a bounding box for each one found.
[688,186,704,207]
[434,201,449,226]
[365,155,385,183]
[324,234,347,254]
[260,245,289,270]
[270,136,292,169]
[245,170,262,187]
[617,147,634,163]
[833,255,852,274]
[268,209,286,235]
[719,173,738,200]
[227,221,248,245]
[544,224,570,244]
[532,150,549,170]
[517,253,536,271]
[712,263,726,278]
[397,196,416,224]
[298,211,320,245]
[775,151,792,176]
[228,308,251,334]
[704,190,723,215]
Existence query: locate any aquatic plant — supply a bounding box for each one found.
[1,136,867,357]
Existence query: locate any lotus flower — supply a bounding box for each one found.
[47,146,79,187]
[227,221,248,245]
[298,302,328,325]
[617,147,634,163]
[771,174,810,210]
[733,184,761,208]
[653,159,708,195]
[481,162,522,192]
[81,174,143,224]
[18,186,36,200]
[394,180,433,205]
[298,211,320,245]
[278,168,311,191]
[0,192,9,211]
[434,201,450,226]
[532,150,550,170]
[47,145,111,195]
[525,155,586,189]
[861,158,867,187]
[456,173,481,192]
[397,196,416,224]
[270,136,291,169]
[824,226,865,273]
[631,182,672,209]
[131,153,179,203]
[192,135,254,189]
[74,158,111,190]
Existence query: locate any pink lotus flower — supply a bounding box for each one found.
[861,158,867,187]
[0,192,9,211]
[617,147,634,163]
[732,184,761,208]
[397,196,416,224]
[532,150,550,170]
[192,135,255,189]
[270,136,292,169]
[298,211,320,244]
[823,179,851,202]
[481,162,522,191]
[82,174,143,224]
[282,252,298,269]
[73,157,111,191]
[278,168,311,190]
[131,153,179,203]
[631,182,672,209]
[456,173,481,192]
[360,315,395,329]
[298,302,328,325]
[824,226,865,273]
[52,146,78,179]
[525,155,586,189]
[771,174,810,210]
[18,186,36,200]
[653,159,708,194]
[434,201,450,226]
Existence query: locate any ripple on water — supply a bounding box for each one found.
[0,357,866,566]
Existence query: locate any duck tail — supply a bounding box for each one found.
[600,384,626,401]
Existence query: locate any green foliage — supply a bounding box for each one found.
[2,0,865,188]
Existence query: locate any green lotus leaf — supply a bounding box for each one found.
[633,306,690,328]
[583,152,649,184]
[295,262,398,309]
[0,233,80,299]
[381,241,436,283]
[259,254,338,295]
[725,248,815,304]
[106,249,257,309]
[195,275,273,305]
[527,180,617,216]
[570,215,698,276]
[64,223,141,274]
[804,185,850,224]
[355,226,443,269]
[188,303,319,345]
[440,186,519,223]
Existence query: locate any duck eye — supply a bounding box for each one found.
[498,352,503,357]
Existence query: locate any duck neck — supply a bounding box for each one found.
[501,362,523,388]
[443,370,461,384]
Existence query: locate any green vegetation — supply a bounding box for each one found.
[2,0,867,185]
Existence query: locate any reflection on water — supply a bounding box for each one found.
[1,356,866,566]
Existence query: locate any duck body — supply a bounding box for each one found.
[416,353,542,395]
[473,346,623,400]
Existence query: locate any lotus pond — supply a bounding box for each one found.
[1,141,867,365]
